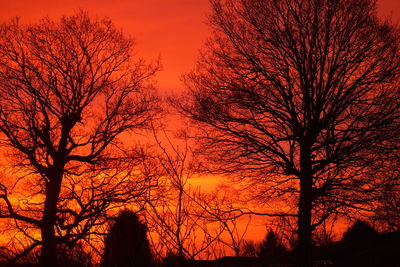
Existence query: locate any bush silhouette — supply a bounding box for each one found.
[162,252,187,267]
[258,229,286,260]
[103,210,153,267]
[341,220,378,249]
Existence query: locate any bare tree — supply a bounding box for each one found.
[312,215,338,246]
[0,158,154,264]
[141,130,255,260]
[192,186,253,257]
[369,140,400,231]
[0,12,158,266]
[180,0,400,265]
[373,183,400,231]
[142,133,225,260]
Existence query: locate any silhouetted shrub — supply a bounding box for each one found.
[240,240,259,257]
[162,252,187,267]
[258,229,286,261]
[103,210,153,267]
[341,220,378,247]
[57,243,94,267]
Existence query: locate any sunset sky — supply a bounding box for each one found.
[1,0,398,94]
[0,1,399,261]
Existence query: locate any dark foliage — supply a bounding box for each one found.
[257,229,286,266]
[330,225,399,266]
[341,220,378,247]
[240,226,400,267]
[0,243,93,267]
[161,252,187,267]
[103,210,153,267]
[258,230,286,258]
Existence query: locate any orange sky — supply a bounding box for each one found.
[0,0,399,248]
[1,0,398,94]
[0,0,210,93]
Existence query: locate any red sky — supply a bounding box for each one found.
[1,0,398,94]
[0,0,398,246]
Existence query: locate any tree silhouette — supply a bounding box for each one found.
[103,210,153,267]
[374,183,400,231]
[57,242,94,267]
[240,240,258,257]
[0,11,158,266]
[341,220,378,247]
[143,133,230,260]
[180,0,400,266]
[258,229,286,260]
[369,140,400,231]
[161,252,187,267]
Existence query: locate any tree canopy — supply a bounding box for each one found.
[181,0,400,265]
[0,11,158,266]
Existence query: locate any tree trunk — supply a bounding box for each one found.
[40,172,63,267]
[298,147,313,267]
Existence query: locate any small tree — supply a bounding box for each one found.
[240,240,258,257]
[143,133,226,260]
[143,132,253,260]
[103,210,153,267]
[258,229,286,259]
